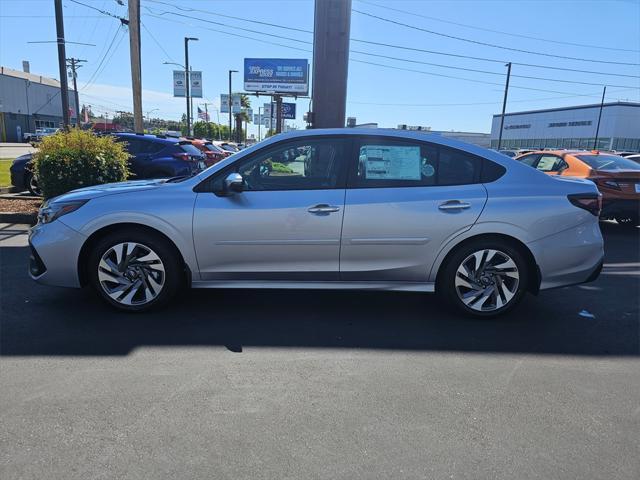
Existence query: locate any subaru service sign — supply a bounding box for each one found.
[281,102,296,119]
[244,58,308,94]
[173,71,186,97]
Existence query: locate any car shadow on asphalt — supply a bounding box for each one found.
[1,223,638,356]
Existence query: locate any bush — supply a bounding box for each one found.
[270,162,294,174]
[33,128,130,199]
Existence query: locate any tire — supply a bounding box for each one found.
[24,171,42,196]
[438,239,529,318]
[87,229,182,312]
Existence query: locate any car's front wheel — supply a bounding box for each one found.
[439,239,528,317]
[88,230,182,312]
[24,171,41,196]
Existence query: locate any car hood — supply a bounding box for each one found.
[51,179,166,203]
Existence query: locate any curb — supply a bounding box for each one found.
[0,212,37,225]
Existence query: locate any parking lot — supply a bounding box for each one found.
[1,221,639,479]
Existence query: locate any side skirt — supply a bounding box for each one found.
[191,280,435,292]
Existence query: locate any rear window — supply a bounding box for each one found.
[178,143,203,155]
[576,154,640,171]
[205,143,224,153]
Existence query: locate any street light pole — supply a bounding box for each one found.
[228,70,238,141]
[497,62,512,151]
[184,37,198,136]
[258,106,262,141]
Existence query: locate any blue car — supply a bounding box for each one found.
[112,133,206,179]
[10,134,207,195]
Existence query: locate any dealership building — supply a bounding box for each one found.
[0,65,79,142]
[490,101,640,151]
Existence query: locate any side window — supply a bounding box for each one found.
[536,154,563,172]
[350,139,438,188]
[349,138,481,188]
[518,154,540,167]
[222,138,348,191]
[438,148,480,185]
[121,138,141,155]
[140,141,165,154]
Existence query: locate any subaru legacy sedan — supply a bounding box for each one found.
[29,129,604,317]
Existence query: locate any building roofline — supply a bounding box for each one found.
[0,66,60,88]
[492,101,640,119]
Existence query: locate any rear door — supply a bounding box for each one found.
[340,136,488,282]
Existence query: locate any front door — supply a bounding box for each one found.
[340,137,488,282]
[193,136,351,281]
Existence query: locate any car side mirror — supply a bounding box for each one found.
[224,172,244,194]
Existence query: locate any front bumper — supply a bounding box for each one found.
[29,219,86,288]
[9,166,25,191]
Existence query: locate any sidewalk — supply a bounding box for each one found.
[0,222,30,247]
[0,143,35,158]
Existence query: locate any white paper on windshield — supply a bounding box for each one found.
[361,146,421,180]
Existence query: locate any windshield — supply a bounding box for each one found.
[205,143,224,153]
[178,143,203,156]
[576,154,640,171]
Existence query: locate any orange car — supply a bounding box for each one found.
[516,150,640,226]
[186,138,228,167]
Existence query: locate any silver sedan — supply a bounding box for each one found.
[29,129,604,317]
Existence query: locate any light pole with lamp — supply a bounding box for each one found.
[145,108,159,129]
[184,37,198,136]
[163,60,193,135]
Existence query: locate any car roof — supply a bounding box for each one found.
[114,132,178,144]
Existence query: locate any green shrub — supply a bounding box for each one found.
[270,162,294,174]
[33,128,130,199]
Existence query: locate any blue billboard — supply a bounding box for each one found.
[244,58,309,94]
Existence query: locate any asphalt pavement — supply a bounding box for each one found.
[1,222,638,479]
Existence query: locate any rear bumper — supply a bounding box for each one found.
[601,198,640,218]
[528,219,604,290]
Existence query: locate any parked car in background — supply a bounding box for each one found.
[9,153,40,195]
[516,150,640,226]
[625,154,640,164]
[213,141,240,153]
[29,129,604,317]
[24,128,59,144]
[185,138,228,167]
[498,149,518,158]
[113,133,206,179]
[613,151,639,158]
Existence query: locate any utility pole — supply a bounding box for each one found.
[54,0,70,129]
[128,0,143,132]
[497,62,512,151]
[593,85,607,151]
[228,70,237,141]
[67,58,86,126]
[311,0,352,128]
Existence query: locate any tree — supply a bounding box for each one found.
[233,94,251,143]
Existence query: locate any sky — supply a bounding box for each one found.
[1,0,639,138]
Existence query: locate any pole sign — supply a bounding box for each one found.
[190,71,203,98]
[173,70,186,97]
[281,102,296,119]
[263,103,272,117]
[220,94,242,114]
[244,58,309,94]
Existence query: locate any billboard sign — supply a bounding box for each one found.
[190,71,202,98]
[173,70,186,97]
[220,94,242,114]
[244,58,308,94]
[281,102,296,119]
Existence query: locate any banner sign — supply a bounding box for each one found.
[190,71,202,98]
[263,103,272,117]
[244,58,309,94]
[281,102,296,119]
[220,94,242,114]
[173,70,186,97]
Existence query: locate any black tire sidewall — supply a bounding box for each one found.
[88,229,182,312]
[439,239,528,318]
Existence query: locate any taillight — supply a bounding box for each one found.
[568,193,602,216]
[173,152,190,161]
[597,179,621,190]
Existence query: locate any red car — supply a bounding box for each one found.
[186,138,228,167]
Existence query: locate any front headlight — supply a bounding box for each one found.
[37,200,89,224]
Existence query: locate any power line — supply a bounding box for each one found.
[81,25,125,91]
[68,0,128,25]
[352,9,640,66]
[142,1,640,79]
[356,0,640,54]
[140,20,175,62]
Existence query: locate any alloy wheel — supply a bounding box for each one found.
[454,249,520,312]
[97,242,165,306]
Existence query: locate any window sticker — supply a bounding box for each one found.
[361,145,421,180]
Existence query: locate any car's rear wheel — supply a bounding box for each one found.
[24,171,41,196]
[88,230,182,312]
[439,239,528,317]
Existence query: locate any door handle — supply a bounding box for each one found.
[438,200,471,211]
[308,204,340,214]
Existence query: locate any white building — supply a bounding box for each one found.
[490,102,640,151]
